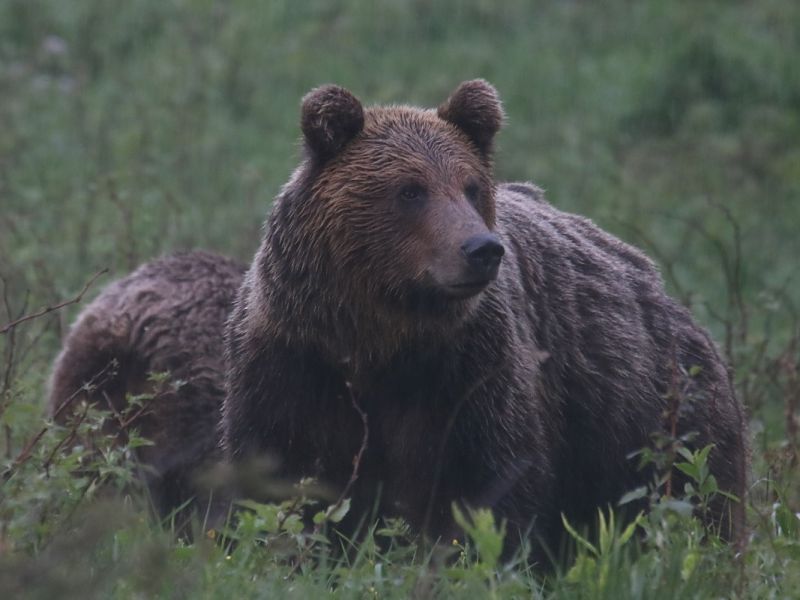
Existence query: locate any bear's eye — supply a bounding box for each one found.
[464,182,481,205]
[398,183,427,206]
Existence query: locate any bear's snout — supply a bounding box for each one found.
[461,233,504,280]
[433,232,505,299]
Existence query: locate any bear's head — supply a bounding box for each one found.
[266,81,505,352]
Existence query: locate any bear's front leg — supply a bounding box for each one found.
[222,334,363,495]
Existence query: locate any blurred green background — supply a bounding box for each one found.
[1,0,799,436]
[1,2,800,595]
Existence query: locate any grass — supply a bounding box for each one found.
[1,0,799,597]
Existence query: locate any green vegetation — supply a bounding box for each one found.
[1,0,798,597]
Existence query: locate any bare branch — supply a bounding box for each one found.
[42,402,90,474]
[2,360,116,483]
[329,382,369,514]
[0,269,108,335]
[287,382,369,577]
[612,217,691,306]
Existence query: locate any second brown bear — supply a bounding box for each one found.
[49,251,245,524]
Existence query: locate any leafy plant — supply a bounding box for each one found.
[561,508,643,595]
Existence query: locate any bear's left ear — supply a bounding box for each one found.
[437,79,504,156]
[301,84,365,163]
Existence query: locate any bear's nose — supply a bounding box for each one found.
[462,233,505,275]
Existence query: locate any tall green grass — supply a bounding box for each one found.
[1,1,799,597]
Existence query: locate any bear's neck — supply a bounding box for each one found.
[257,247,476,373]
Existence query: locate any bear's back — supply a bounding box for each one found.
[494,183,745,537]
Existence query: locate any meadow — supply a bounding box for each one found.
[1,1,799,597]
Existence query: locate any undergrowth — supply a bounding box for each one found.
[1,0,799,597]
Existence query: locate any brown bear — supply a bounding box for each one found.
[221,80,748,560]
[49,251,245,523]
[222,80,747,548]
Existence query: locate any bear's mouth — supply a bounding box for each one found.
[442,279,492,299]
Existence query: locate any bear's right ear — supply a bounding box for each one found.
[301,85,364,163]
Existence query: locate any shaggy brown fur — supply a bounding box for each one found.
[221,81,748,560]
[49,251,245,519]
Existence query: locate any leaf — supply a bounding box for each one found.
[775,503,800,538]
[234,499,281,532]
[618,486,648,506]
[597,508,612,556]
[451,504,506,569]
[325,498,351,524]
[376,518,410,538]
[234,499,266,512]
[125,435,155,449]
[716,489,740,502]
[146,370,172,384]
[619,512,644,545]
[282,513,303,534]
[774,538,800,559]
[700,474,719,496]
[661,499,695,517]
[681,549,701,581]
[561,513,598,556]
[452,503,470,533]
[306,533,330,544]
[565,555,597,584]
[674,461,699,481]
[696,444,714,466]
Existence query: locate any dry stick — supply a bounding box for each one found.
[42,402,91,475]
[330,382,370,517]
[706,198,747,345]
[655,209,740,365]
[287,382,369,578]
[2,361,116,483]
[118,392,161,430]
[100,389,126,429]
[3,276,59,386]
[781,338,800,462]
[101,385,159,433]
[1,277,29,454]
[0,268,108,335]
[0,278,28,395]
[108,180,138,271]
[15,317,54,376]
[612,218,691,306]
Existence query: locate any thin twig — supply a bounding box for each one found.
[101,377,163,435]
[331,382,369,512]
[2,361,116,482]
[287,382,369,577]
[1,278,29,446]
[0,268,107,335]
[1,278,27,397]
[42,402,90,474]
[612,218,691,306]
[118,393,160,430]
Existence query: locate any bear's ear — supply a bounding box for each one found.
[301,85,364,162]
[437,79,504,156]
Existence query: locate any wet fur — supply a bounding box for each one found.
[49,251,245,520]
[222,81,748,559]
